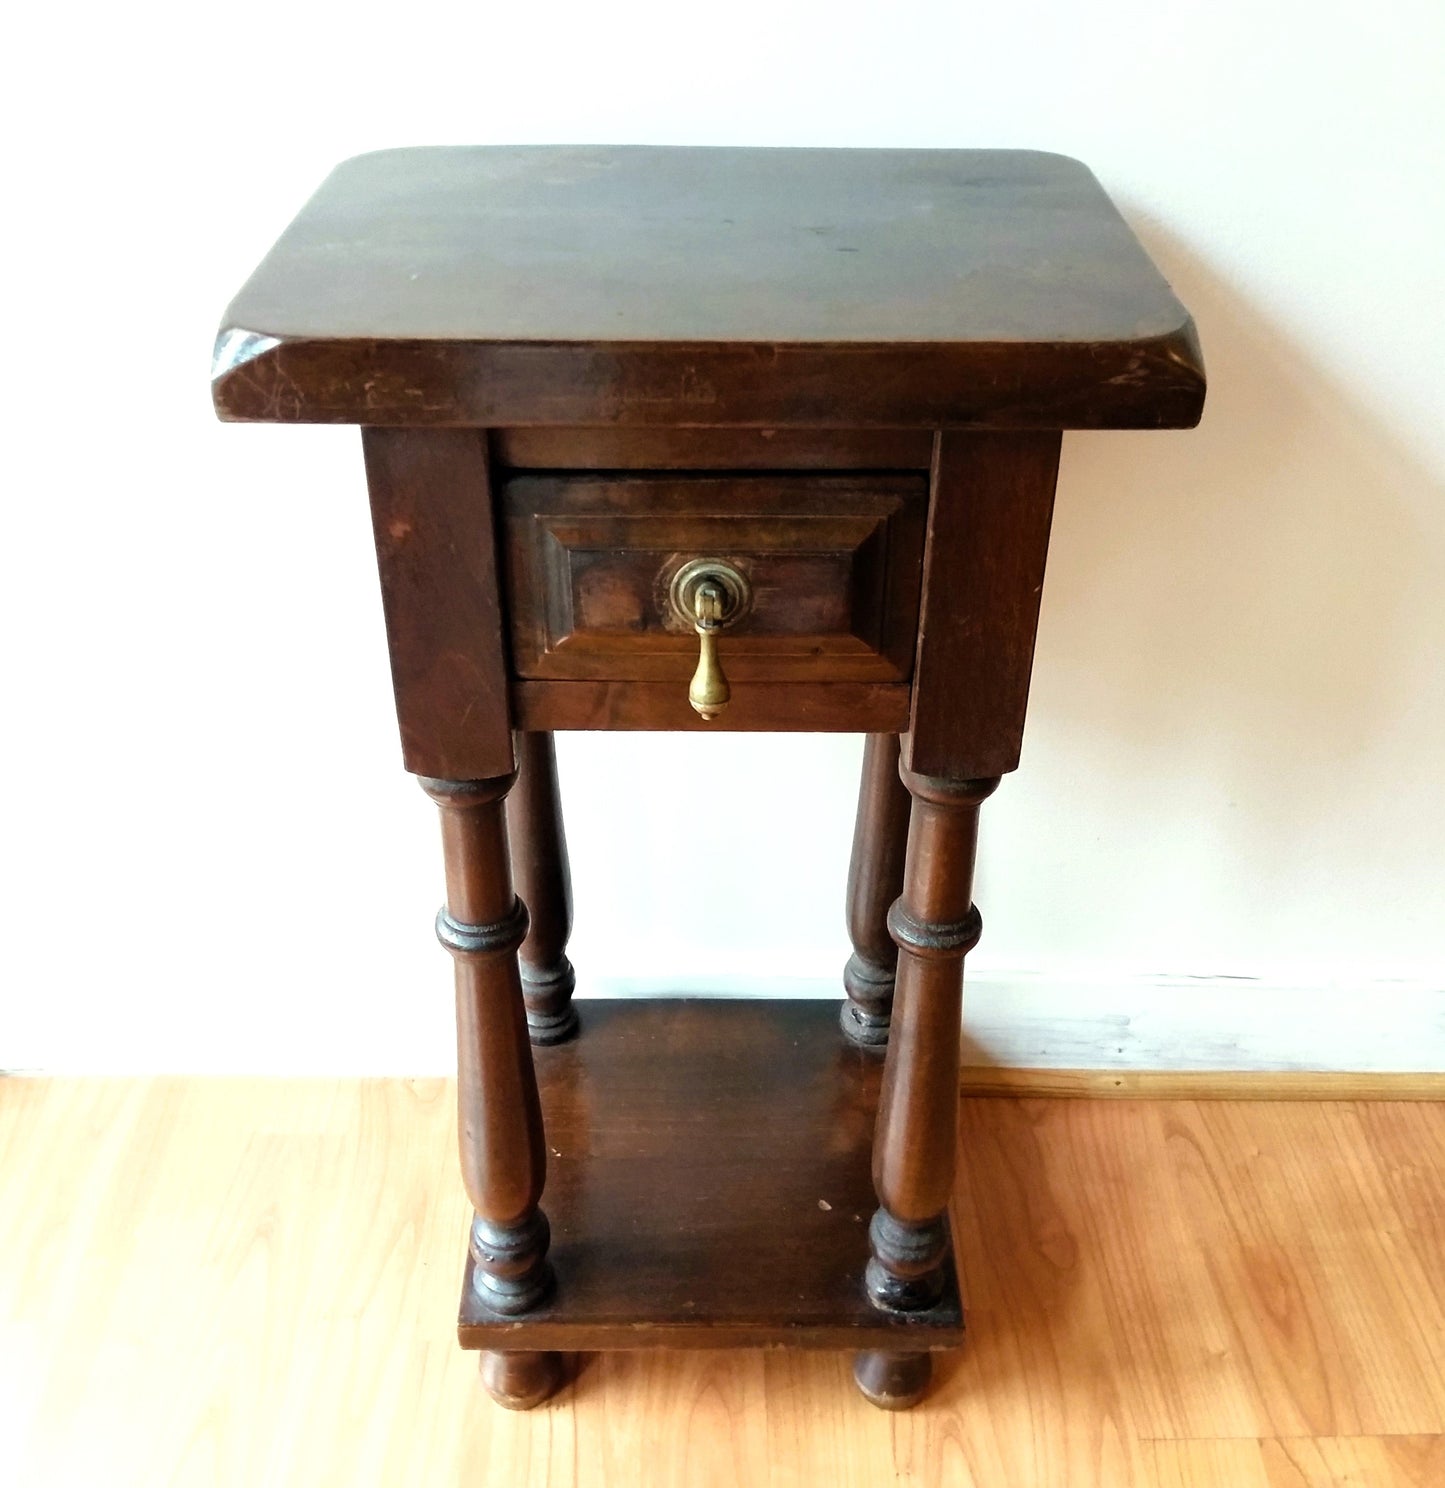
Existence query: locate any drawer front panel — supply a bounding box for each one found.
[501,475,927,682]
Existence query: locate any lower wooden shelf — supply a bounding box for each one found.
[458,997,964,1353]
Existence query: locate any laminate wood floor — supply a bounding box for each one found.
[3,1078,1442,1487]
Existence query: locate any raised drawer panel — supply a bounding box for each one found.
[501,475,927,683]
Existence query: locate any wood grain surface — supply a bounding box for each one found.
[510,678,912,733]
[490,426,937,471]
[905,430,1063,778]
[362,427,515,780]
[211,146,1205,429]
[457,1000,962,1353]
[4,1080,1442,1487]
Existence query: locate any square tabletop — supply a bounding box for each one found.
[212,146,1203,430]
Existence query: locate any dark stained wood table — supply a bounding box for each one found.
[213,146,1204,1411]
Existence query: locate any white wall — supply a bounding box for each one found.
[3,2,1442,1073]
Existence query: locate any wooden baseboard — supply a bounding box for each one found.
[959,1067,1445,1100]
[585,977,1445,1102]
[9,978,1441,1091]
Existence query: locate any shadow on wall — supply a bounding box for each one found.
[1031,218,1441,838]
[567,223,1445,988]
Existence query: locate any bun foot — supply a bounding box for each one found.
[852,1349,932,1410]
[478,1349,565,1410]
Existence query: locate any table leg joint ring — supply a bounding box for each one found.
[887,901,983,958]
[436,899,530,957]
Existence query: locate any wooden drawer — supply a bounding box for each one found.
[500,474,928,683]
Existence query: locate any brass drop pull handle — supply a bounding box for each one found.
[668,558,751,722]
[689,582,730,721]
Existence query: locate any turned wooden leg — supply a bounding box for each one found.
[505,732,578,1046]
[419,774,562,1411]
[841,733,912,1048]
[857,767,999,1403]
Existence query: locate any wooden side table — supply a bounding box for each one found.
[213,146,1204,1410]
